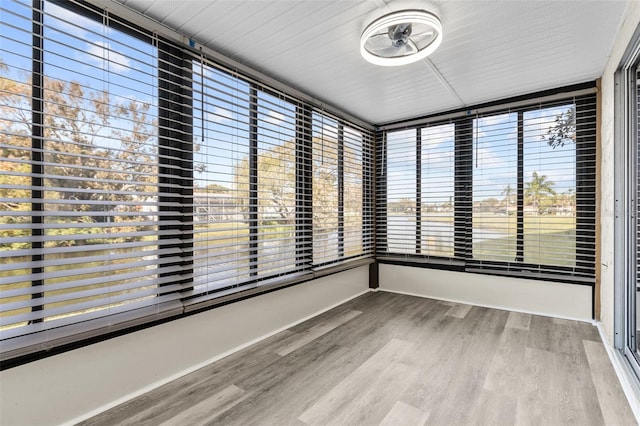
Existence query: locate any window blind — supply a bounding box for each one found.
[1,0,186,358]
[312,113,340,264]
[191,62,252,292]
[0,0,375,363]
[383,129,417,254]
[256,91,300,277]
[311,111,372,265]
[421,123,456,257]
[378,91,597,283]
[343,125,367,259]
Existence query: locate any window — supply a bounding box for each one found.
[192,63,251,292]
[381,123,457,258]
[312,112,370,265]
[1,0,33,333]
[0,0,374,364]
[343,126,366,258]
[312,113,339,263]
[421,124,455,257]
[379,90,597,283]
[256,91,298,277]
[614,29,640,377]
[472,113,518,262]
[523,105,579,267]
[1,0,179,358]
[384,129,417,254]
[471,102,594,276]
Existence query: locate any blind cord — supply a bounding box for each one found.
[201,48,205,142]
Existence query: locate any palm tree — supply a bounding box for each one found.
[501,184,515,208]
[525,172,556,214]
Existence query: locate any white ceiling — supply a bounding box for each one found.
[111,0,628,125]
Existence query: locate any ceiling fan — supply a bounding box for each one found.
[360,9,443,66]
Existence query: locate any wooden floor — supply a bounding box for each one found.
[81,291,636,426]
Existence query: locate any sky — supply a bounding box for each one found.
[386,105,576,204]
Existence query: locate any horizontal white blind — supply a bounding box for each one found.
[421,124,456,257]
[472,112,519,263]
[256,91,300,277]
[379,92,597,282]
[383,129,417,254]
[312,113,339,264]
[311,111,371,265]
[343,125,366,259]
[1,0,186,356]
[191,63,252,293]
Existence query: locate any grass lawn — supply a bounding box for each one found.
[474,230,576,267]
[475,214,576,234]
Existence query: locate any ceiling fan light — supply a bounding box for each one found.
[360,9,443,66]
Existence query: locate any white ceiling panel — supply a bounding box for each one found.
[112,0,629,125]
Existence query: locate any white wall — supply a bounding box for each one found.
[380,264,592,321]
[600,1,640,346]
[0,266,369,426]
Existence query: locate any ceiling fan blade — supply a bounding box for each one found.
[411,30,434,37]
[405,39,419,55]
[375,45,402,57]
[410,31,435,48]
[373,43,418,58]
[367,38,393,51]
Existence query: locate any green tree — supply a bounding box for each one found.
[545,107,575,149]
[312,136,339,235]
[233,135,362,235]
[234,139,296,226]
[0,64,157,249]
[42,79,157,218]
[525,172,556,214]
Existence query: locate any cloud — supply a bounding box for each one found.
[85,41,131,74]
[320,122,338,138]
[421,124,455,169]
[421,149,454,171]
[344,126,362,141]
[265,110,285,126]
[387,129,415,144]
[474,112,518,142]
[422,124,454,148]
[207,107,233,124]
[46,2,102,39]
[474,146,510,169]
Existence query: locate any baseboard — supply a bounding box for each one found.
[378,288,593,323]
[594,321,640,423]
[378,264,592,321]
[63,288,371,426]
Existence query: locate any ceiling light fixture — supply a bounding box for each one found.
[360,9,443,66]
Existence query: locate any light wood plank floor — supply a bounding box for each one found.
[81,291,636,426]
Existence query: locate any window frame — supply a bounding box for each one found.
[311,110,370,267]
[377,84,598,286]
[613,21,640,380]
[0,0,375,367]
